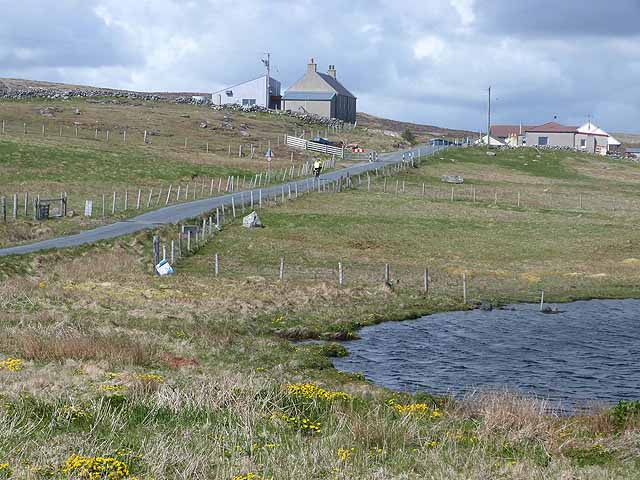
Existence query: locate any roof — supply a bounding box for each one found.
[317,73,356,98]
[577,122,621,145]
[491,125,535,138]
[525,122,578,134]
[282,91,336,101]
[212,75,278,95]
[474,135,505,146]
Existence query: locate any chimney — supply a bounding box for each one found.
[307,58,317,73]
[328,64,336,79]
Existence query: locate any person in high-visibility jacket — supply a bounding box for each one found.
[313,160,322,177]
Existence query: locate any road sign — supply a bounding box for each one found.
[265,148,274,160]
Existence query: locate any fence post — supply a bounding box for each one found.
[171,240,175,264]
[147,189,153,208]
[423,268,429,294]
[231,196,236,218]
[279,257,285,281]
[338,262,344,286]
[165,185,172,205]
[540,290,545,311]
[152,236,160,274]
[136,189,141,209]
[214,253,219,277]
[1,196,6,223]
[124,190,129,210]
[112,192,117,214]
[24,192,28,217]
[102,194,106,217]
[187,231,191,252]
[384,263,390,284]
[462,272,467,304]
[12,193,17,219]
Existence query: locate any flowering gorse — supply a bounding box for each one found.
[286,383,352,401]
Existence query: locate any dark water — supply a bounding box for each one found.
[334,299,640,409]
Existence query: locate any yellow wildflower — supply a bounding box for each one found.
[286,383,352,401]
[62,454,131,479]
[0,358,23,372]
[337,448,356,462]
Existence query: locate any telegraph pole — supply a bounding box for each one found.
[487,86,491,150]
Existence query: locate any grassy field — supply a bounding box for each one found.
[0,98,416,247]
[1,147,640,479]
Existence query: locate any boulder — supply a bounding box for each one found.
[242,211,263,229]
[441,175,464,184]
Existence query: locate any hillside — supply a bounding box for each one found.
[356,111,475,140]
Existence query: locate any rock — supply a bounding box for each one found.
[180,114,190,118]
[199,121,208,128]
[74,108,81,115]
[486,151,497,156]
[66,210,75,218]
[479,300,493,311]
[541,306,561,314]
[441,175,464,184]
[242,211,263,229]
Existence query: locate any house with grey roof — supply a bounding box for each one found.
[282,59,356,123]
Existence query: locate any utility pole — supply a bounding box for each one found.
[263,53,271,109]
[487,86,491,150]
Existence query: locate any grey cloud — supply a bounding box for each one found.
[474,0,640,37]
[0,0,139,68]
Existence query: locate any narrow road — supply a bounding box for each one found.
[0,144,443,257]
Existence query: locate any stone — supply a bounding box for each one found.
[440,175,464,184]
[242,211,263,229]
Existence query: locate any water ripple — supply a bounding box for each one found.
[333,299,640,408]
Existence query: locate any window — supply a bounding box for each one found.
[580,139,587,148]
[538,136,548,146]
[225,90,233,96]
[242,99,256,106]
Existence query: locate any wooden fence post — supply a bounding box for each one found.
[171,240,175,264]
[12,193,17,219]
[214,253,219,277]
[462,272,468,304]
[136,189,141,209]
[1,196,6,223]
[384,263,390,284]
[152,236,160,274]
[279,257,285,281]
[112,192,117,214]
[231,196,236,218]
[338,262,344,286]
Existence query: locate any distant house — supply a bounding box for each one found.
[490,124,535,147]
[213,75,281,109]
[282,59,357,123]
[474,135,505,147]
[577,122,621,153]
[525,122,612,155]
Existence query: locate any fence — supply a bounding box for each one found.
[285,134,345,158]
[0,118,351,164]
[0,159,330,223]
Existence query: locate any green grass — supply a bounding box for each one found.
[1,147,640,479]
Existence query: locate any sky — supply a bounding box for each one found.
[1,0,639,132]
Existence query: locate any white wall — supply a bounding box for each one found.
[213,76,281,108]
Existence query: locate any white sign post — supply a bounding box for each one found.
[265,148,274,175]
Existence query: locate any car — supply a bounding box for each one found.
[312,136,332,145]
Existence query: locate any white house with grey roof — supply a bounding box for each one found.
[213,75,281,109]
[282,59,357,123]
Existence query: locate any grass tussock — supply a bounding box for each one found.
[0,328,158,366]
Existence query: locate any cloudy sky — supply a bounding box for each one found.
[1,0,639,132]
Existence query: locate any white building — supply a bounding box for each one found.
[213,75,281,109]
[577,122,621,154]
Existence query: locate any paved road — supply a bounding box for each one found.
[0,144,444,257]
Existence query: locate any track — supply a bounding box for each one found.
[0,144,443,257]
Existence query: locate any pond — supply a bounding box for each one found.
[333,299,640,409]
